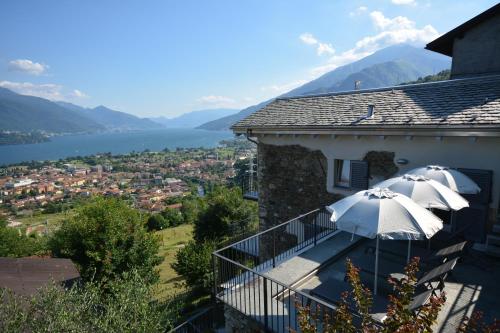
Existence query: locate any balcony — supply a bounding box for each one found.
[212,208,500,332]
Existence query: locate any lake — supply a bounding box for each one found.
[0,129,234,166]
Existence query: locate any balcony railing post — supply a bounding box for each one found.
[212,253,217,303]
[314,214,318,246]
[272,229,276,268]
[263,277,269,329]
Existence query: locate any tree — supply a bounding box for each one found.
[293,258,446,333]
[147,213,169,231]
[0,218,46,257]
[171,240,216,292]
[0,271,180,333]
[194,186,257,242]
[48,197,162,285]
[181,196,206,225]
[161,207,184,227]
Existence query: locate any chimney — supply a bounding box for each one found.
[354,80,361,90]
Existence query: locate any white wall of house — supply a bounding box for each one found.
[258,134,500,217]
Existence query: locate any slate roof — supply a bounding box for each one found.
[232,74,500,132]
[0,257,80,296]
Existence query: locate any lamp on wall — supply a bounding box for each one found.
[396,158,409,165]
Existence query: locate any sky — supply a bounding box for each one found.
[0,0,497,118]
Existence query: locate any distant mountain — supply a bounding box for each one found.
[57,102,163,131]
[0,88,104,133]
[197,44,451,130]
[150,108,238,128]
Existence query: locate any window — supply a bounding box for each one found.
[334,159,369,190]
[335,159,351,188]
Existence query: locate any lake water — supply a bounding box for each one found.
[0,129,234,166]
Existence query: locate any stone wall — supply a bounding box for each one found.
[451,13,500,78]
[257,143,340,230]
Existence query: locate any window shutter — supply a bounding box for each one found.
[349,160,369,190]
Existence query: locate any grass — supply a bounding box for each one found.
[14,210,74,232]
[155,223,194,300]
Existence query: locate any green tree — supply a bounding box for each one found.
[0,271,180,333]
[194,186,257,242]
[181,196,206,225]
[0,218,46,257]
[147,213,169,231]
[161,207,184,227]
[48,197,162,285]
[171,240,216,292]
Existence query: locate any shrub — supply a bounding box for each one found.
[147,214,169,231]
[194,186,257,242]
[161,207,184,227]
[0,271,180,333]
[48,197,162,285]
[171,240,216,292]
[0,218,47,257]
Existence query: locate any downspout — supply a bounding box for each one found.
[245,129,258,145]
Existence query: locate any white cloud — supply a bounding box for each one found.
[197,95,238,108]
[261,79,308,94]
[8,59,48,76]
[299,33,335,56]
[391,0,417,5]
[299,33,318,45]
[317,43,335,56]
[71,89,88,98]
[310,11,438,76]
[0,80,88,101]
[349,6,368,17]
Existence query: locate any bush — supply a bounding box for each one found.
[171,241,216,292]
[147,214,169,231]
[194,187,257,242]
[48,197,162,285]
[161,207,184,227]
[0,271,180,333]
[0,218,47,257]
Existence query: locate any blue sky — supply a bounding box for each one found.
[0,0,497,117]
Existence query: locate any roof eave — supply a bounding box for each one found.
[232,125,500,137]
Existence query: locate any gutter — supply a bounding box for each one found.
[232,126,500,138]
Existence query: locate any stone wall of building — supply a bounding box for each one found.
[224,305,265,333]
[257,143,340,230]
[451,13,500,78]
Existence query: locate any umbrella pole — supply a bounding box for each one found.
[407,239,411,263]
[374,236,379,295]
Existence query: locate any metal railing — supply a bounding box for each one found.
[169,304,224,333]
[212,207,339,332]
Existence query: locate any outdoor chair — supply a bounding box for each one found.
[309,278,434,325]
[390,257,459,296]
[364,240,467,268]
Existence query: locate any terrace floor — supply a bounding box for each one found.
[220,232,500,332]
[297,239,500,333]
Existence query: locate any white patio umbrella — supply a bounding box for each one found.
[407,165,481,194]
[375,174,468,243]
[374,174,469,211]
[326,188,443,295]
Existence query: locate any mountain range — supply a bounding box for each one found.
[0,44,451,134]
[150,108,238,128]
[197,44,451,130]
[56,102,162,131]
